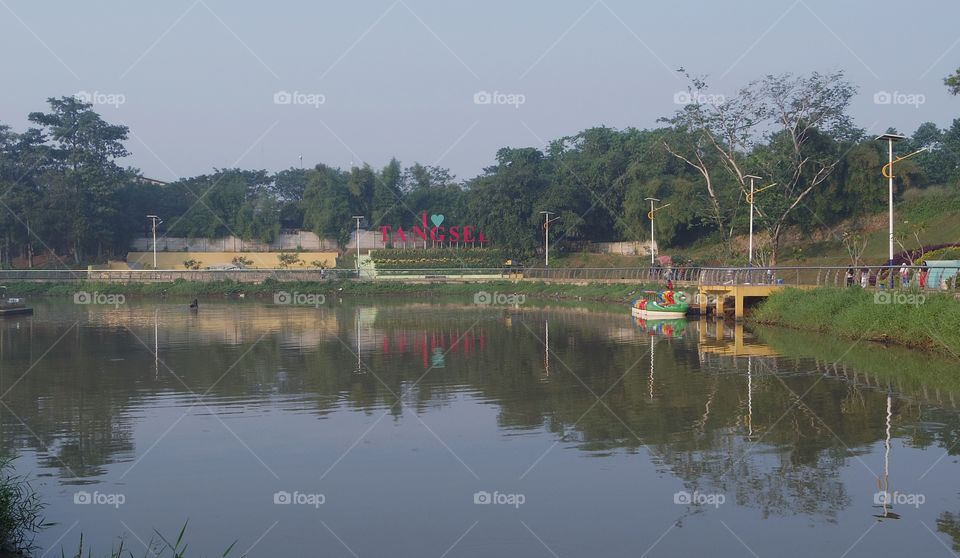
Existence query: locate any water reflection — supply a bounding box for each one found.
[1,301,959,555]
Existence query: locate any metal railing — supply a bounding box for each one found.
[0,265,955,291]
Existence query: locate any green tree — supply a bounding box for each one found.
[28,96,133,263]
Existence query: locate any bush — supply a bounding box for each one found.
[370,248,504,270]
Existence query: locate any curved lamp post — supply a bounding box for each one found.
[877,133,926,262]
[744,176,777,266]
[646,198,671,265]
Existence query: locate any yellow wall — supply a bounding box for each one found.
[125,251,338,270]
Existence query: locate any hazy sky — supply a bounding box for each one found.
[3,0,959,182]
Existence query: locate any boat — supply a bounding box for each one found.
[0,287,33,317]
[630,290,689,319]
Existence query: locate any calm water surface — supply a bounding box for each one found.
[3,299,960,557]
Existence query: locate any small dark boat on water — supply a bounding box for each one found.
[0,287,33,317]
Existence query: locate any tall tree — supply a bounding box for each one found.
[28,96,133,263]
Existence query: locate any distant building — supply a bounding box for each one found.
[136,176,168,186]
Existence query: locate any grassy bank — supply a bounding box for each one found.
[752,287,960,354]
[2,279,662,305]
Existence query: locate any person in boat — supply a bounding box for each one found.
[663,290,676,306]
[189,299,199,311]
[667,279,674,291]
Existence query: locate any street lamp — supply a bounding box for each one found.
[539,211,560,266]
[744,176,777,266]
[146,215,162,269]
[645,198,671,265]
[877,133,906,263]
[877,133,928,263]
[352,216,364,275]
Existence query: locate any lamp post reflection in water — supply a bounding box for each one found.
[747,356,753,436]
[542,319,550,381]
[354,309,363,375]
[875,394,899,520]
[648,335,656,400]
[154,309,159,379]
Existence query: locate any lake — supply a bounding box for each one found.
[3,298,960,557]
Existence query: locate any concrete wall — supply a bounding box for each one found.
[130,232,337,252]
[125,251,338,270]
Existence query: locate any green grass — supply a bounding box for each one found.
[752,286,960,354]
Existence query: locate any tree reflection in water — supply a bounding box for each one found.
[0,300,958,526]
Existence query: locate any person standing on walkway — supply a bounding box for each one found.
[919,264,928,289]
[860,268,870,289]
[845,268,854,287]
[899,264,910,288]
[877,267,889,289]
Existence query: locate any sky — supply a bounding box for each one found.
[2,0,959,182]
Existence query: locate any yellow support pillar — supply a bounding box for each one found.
[735,291,745,321]
[716,291,725,317]
[699,290,707,315]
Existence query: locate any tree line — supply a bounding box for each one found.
[1,69,959,267]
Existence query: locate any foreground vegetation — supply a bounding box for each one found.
[752,287,960,354]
